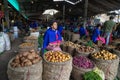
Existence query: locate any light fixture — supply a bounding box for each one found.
[0,3,2,6]
[31,1,34,4]
[56,4,59,7]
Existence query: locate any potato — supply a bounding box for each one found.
[22,52,29,57]
[27,54,34,60]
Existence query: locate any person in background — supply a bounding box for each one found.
[92,24,105,44]
[42,21,62,54]
[104,16,116,45]
[58,23,64,35]
[79,24,87,39]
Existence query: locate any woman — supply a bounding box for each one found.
[42,21,62,54]
[92,24,105,44]
[79,24,87,39]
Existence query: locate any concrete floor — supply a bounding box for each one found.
[0,38,120,80]
[0,38,22,80]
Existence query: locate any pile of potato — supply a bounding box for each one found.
[45,51,71,62]
[64,41,81,48]
[19,43,34,48]
[78,46,94,52]
[24,36,37,40]
[116,46,120,51]
[92,50,117,60]
[11,50,41,68]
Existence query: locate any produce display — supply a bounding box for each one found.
[77,46,94,52]
[92,50,117,60]
[116,46,120,51]
[45,51,71,62]
[19,43,34,48]
[10,50,41,68]
[73,56,94,69]
[24,36,37,40]
[108,45,116,49]
[83,71,102,80]
[64,41,81,48]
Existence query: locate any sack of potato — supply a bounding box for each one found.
[24,36,38,43]
[19,42,37,52]
[43,51,72,80]
[75,46,95,57]
[7,50,42,80]
[91,50,119,80]
[71,33,80,42]
[113,45,120,58]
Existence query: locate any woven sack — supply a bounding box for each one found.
[71,33,80,42]
[43,51,72,80]
[75,48,95,57]
[91,54,119,80]
[72,62,95,80]
[7,57,42,80]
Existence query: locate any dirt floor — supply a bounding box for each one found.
[0,38,120,80]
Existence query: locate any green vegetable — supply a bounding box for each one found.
[84,71,102,80]
[38,34,43,48]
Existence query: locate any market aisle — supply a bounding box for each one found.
[0,38,23,80]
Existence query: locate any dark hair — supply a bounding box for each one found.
[110,16,114,20]
[50,20,57,26]
[96,24,101,28]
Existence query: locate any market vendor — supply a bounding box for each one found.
[79,24,87,39]
[92,24,105,44]
[42,21,62,54]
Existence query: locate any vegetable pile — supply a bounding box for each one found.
[77,46,94,52]
[24,36,37,40]
[64,41,81,48]
[45,51,71,62]
[73,56,94,69]
[92,50,117,60]
[19,43,34,48]
[116,46,120,51]
[84,71,102,80]
[11,50,41,68]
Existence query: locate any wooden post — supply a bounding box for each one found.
[4,0,10,29]
[84,0,88,27]
[63,4,65,24]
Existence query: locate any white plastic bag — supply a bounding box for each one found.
[4,33,11,50]
[0,32,5,53]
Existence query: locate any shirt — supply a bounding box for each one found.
[104,20,116,33]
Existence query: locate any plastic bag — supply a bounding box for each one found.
[0,33,5,53]
[4,33,11,50]
[93,67,105,80]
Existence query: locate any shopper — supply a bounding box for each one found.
[92,24,105,44]
[42,21,62,54]
[104,16,116,45]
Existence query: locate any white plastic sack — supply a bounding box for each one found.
[4,33,11,50]
[30,32,39,38]
[0,33,5,53]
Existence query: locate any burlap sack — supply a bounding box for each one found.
[75,48,95,57]
[62,44,68,52]
[72,64,95,80]
[71,33,80,42]
[113,49,120,59]
[7,57,43,80]
[19,44,37,52]
[67,46,75,56]
[91,55,119,80]
[43,52,72,80]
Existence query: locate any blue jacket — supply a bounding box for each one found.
[58,25,63,34]
[79,26,86,37]
[92,28,100,43]
[43,28,62,49]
